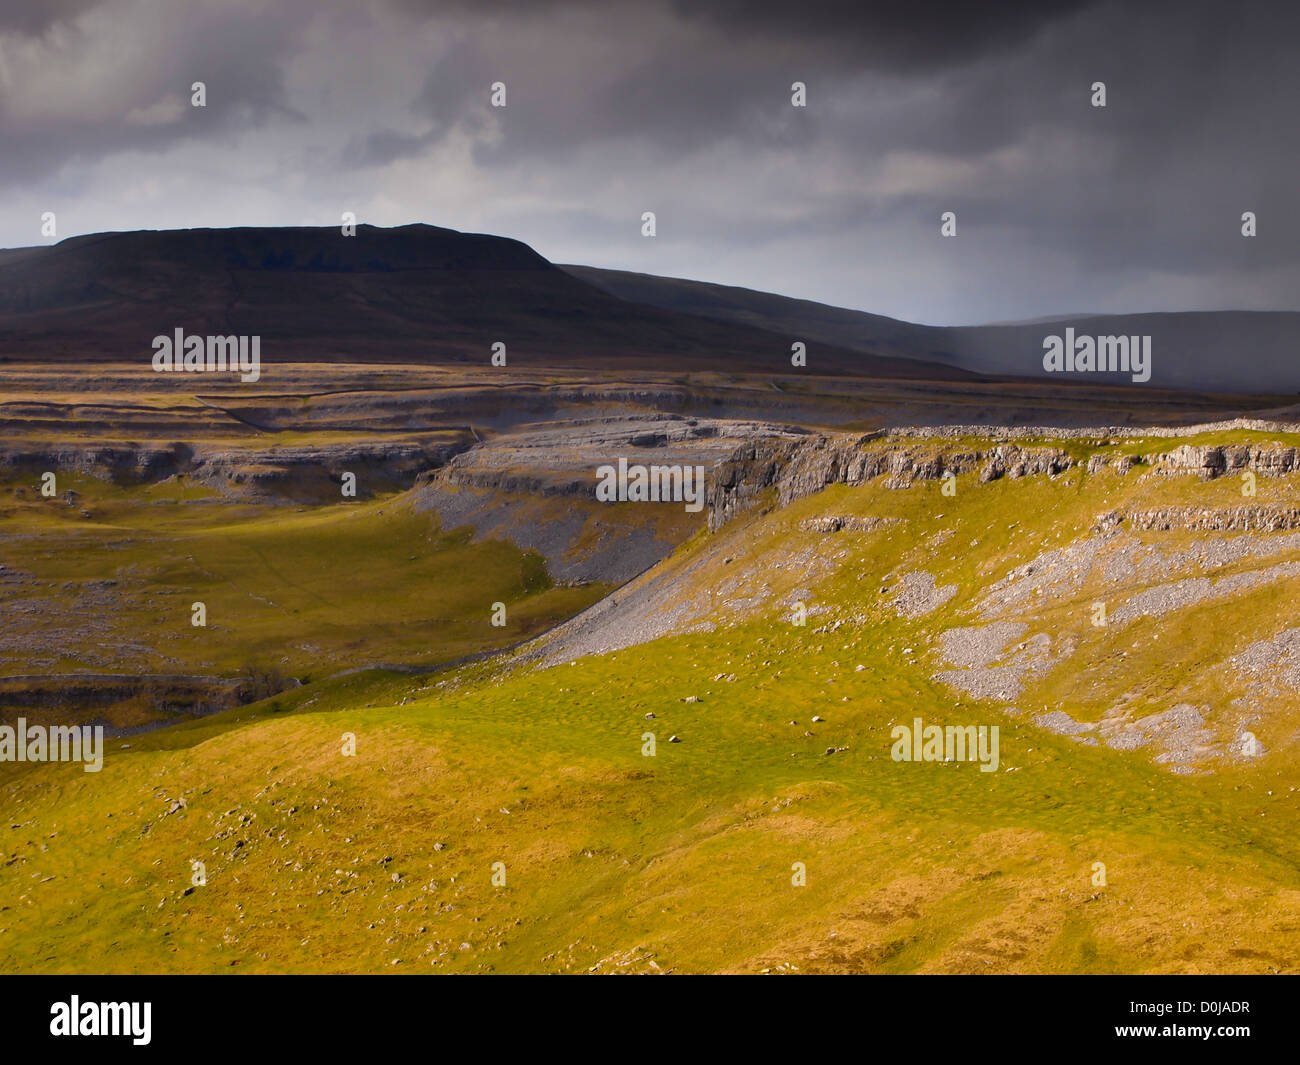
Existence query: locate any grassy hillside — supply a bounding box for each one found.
[2,442,1298,973]
[0,470,609,726]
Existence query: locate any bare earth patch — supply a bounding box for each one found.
[1099,703,1218,773]
[891,571,958,619]
[934,625,1065,701]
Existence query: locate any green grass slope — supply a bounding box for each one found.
[2,444,1298,973]
[0,471,609,726]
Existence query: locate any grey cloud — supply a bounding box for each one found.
[0,2,306,191]
[0,0,102,36]
[341,125,442,169]
[663,0,1100,70]
[0,0,1295,324]
[391,0,1101,71]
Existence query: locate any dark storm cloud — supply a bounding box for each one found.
[392,0,1099,70]
[0,0,102,36]
[405,29,820,165]
[341,126,442,169]
[386,0,1300,287]
[1,0,1296,320]
[664,0,1101,69]
[389,0,1103,162]
[0,2,305,191]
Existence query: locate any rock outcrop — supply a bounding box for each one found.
[707,434,1074,531]
[1098,506,1300,532]
[708,430,1300,531]
[797,516,902,533]
[1152,444,1300,477]
[0,437,471,498]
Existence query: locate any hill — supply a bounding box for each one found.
[0,226,966,380]
[4,427,1298,973]
[565,265,1300,394]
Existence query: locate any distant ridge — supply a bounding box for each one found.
[0,224,969,381]
[564,265,1300,395]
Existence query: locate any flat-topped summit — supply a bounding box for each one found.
[0,224,964,378]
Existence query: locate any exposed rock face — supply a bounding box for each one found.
[1099,506,1300,532]
[797,516,901,533]
[413,416,808,583]
[1084,452,1140,474]
[427,415,802,499]
[0,673,252,733]
[707,438,811,531]
[707,431,1300,531]
[0,442,196,482]
[1154,444,1300,477]
[0,438,468,498]
[192,441,467,498]
[707,434,1073,531]
[884,418,1300,440]
[977,444,1075,483]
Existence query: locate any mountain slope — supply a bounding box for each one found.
[565,265,1300,394]
[562,264,965,369]
[0,226,968,380]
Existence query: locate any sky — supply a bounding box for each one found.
[0,0,1296,325]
